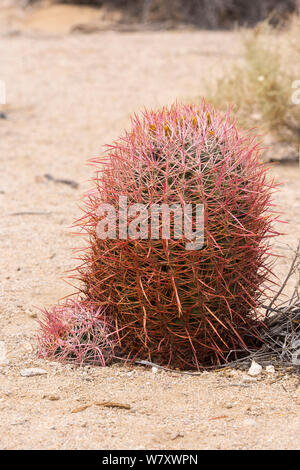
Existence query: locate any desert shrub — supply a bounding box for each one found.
[205,19,300,147]
[46,0,298,28]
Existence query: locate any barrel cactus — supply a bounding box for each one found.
[67,102,278,370]
[38,300,116,366]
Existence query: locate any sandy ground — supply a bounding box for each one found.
[0,3,300,450]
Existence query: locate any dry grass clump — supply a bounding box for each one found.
[205,18,300,149]
[223,243,300,371]
[259,242,300,368]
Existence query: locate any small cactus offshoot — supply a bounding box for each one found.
[38,300,116,366]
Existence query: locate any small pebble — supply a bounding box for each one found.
[242,374,257,383]
[266,365,275,374]
[0,341,9,366]
[243,418,257,426]
[248,361,262,377]
[23,342,33,352]
[43,394,60,401]
[20,368,47,377]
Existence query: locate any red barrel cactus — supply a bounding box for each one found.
[38,300,116,366]
[66,102,278,370]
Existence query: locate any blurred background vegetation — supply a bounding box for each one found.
[25,0,299,28]
[204,17,300,156]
